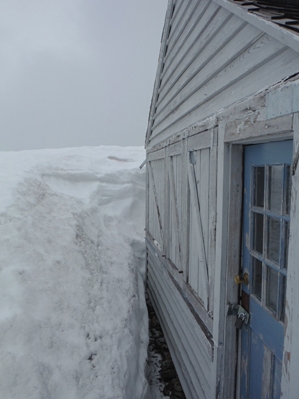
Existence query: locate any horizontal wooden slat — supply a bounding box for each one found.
[164,0,200,66]
[168,141,183,156]
[166,0,194,52]
[159,1,224,104]
[147,148,165,161]
[225,114,294,143]
[188,129,213,151]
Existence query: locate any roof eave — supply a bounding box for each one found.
[212,0,299,54]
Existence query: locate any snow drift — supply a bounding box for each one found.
[0,146,149,399]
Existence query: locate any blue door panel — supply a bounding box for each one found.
[240,140,292,398]
[250,298,284,360]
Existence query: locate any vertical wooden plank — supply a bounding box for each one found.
[282,113,299,399]
[187,152,209,308]
[148,160,164,246]
[199,147,210,258]
[208,128,218,315]
[222,144,243,398]
[164,146,170,258]
[211,121,231,398]
[181,138,189,278]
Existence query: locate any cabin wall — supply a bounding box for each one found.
[147,78,299,398]
[146,0,299,398]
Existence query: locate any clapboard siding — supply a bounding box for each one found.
[159,1,225,102]
[165,0,200,62]
[148,0,299,147]
[161,0,217,86]
[156,19,258,119]
[152,31,283,135]
[147,246,213,399]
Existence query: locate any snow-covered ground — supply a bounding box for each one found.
[0,146,152,399]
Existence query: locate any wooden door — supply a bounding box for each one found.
[240,141,292,398]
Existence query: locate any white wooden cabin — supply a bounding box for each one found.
[145,1,299,398]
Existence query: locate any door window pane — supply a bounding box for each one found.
[269,165,283,212]
[267,217,280,264]
[266,267,278,314]
[252,257,262,300]
[253,167,265,207]
[284,221,289,269]
[253,212,264,254]
[279,275,287,322]
[285,165,291,215]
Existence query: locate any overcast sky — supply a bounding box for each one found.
[0,0,167,151]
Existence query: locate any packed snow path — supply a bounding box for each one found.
[0,146,149,399]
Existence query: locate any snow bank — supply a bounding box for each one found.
[0,146,149,399]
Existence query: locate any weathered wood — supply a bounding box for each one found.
[225,113,294,143]
[211,0,299,54]
[147,240,214,353]
[152,32,284,134]
[146,230,213,332]
[145,0,173,147]
[148,160,164,244]
[165,0,194,55]
[168,155,183,269]
[207,128,218,315]
[221,142,243,398]
[150,45,299,147]
[281,112,299,399]
[210,122,231,399]
[187,156,209,308]
[181,138,189,278]
[164,0,200,67]
[147,241,214,357]
[159,2,228,102]
[168,140,182,156]
[147,147,165,162]
[188,129,213,151]
[157,11,246,116]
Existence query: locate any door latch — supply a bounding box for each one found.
[227,303,250,329]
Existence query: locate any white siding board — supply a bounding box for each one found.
[153,30,279,133]
[149,43,299,147]
[147,243,214,358]
[156,18,254,119]
[147,266,198,399]
[161,0,217,88]
[148,272,208,399]
[170,0,182,24]
[188,129,213,151]
[166,0,194,53]
[148,262,213,370]
[147,251,213,398]
[161,1,224,96]
[165,0,200,64]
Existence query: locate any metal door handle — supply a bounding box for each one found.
[234,273,249,285]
